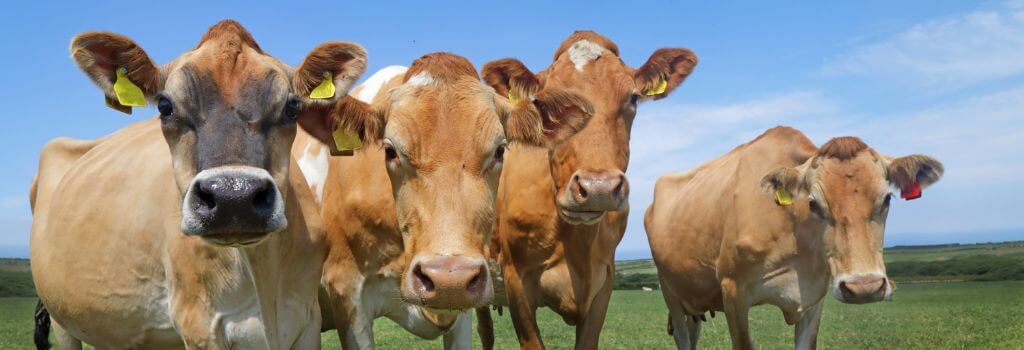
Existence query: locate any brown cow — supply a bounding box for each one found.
[30,20,368,349]
[477,31,698,349]
[292,53,594,349]
[645,127,944,349]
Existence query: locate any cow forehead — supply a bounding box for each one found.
[385,77,504,162]
[546,40,635,95]
[815,153,889,206]
[167,37,290,106]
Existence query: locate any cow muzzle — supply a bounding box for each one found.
[833,273,892,304]
[180,166,286,246]
[402,255,492,312]
[556,170,628,225]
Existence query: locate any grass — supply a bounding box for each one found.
[2,282,1021,349]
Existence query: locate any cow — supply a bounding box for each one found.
[291,52,595,349]
[476,31,699,349]
[644,126,944,349]
[30,20,370,349]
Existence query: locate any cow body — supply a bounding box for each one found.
[297,55,594,349]
[31,20,369,349]
[480,31,697,349]
[31,119,325,349]
[646,126,943,349]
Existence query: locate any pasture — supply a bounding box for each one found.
[0,281,1020,349]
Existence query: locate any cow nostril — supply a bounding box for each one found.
[413,264,435,292]
[196,187,216,211]
[839,281,853,297]
[252,185,273,211]
[467,265,486,293]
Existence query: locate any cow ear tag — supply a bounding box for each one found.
[310,71,336,99]
[331,127,363,156]
[508,92,520,105]
[900,180,922,200]
[104,95,132,115]
[644,78,668,96]
[774,188,793,206]
[113,66,146,107]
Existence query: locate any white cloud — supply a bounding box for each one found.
[823,2,1024,88]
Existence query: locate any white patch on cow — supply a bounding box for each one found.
[296,142,329,205]
[356,65,408,103]
[407,71,436,86]
[568,40,605,72]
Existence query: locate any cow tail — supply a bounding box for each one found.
[476,307,495,350]
[34,299,51,350]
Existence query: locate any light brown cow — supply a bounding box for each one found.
[292,53,594,349]
[30,20,368,349]
[477,31,698,349]
[645,127,944,349]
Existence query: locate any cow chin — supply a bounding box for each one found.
[557,207,606,225]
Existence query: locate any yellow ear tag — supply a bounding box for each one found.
[310,71,336,99]
[644,78,668,96]
[774,188,793,206]
[331,127,363,156]
[508,92,520,105]
[113,66,146,107]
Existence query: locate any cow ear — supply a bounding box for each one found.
[482,58,541,105]
[498,87,594,148]
[297,95,383,156]
[633,48,698,101]
[293,41,367,106]
[887,155,944,198]
[70,32,161,114]
[760,166,806,206]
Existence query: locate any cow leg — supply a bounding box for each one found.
[476,307,495,350]
[324,278,375,350]
[667,305,701,349]
[291,303,323,350]
[573,265,615,350]
[442,312,473,350]
[793,301,823,350]
[722,279,755,350]
[504,264,544,349]
[52,320,83,350]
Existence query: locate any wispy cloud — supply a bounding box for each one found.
[823,2,1024,88]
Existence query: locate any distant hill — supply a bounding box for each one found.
[613,241,1024,290]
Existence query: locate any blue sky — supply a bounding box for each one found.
[1,1,1022,258]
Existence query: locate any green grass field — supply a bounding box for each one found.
[2,281,1021,349]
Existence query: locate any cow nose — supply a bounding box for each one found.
[181,167,286,242]
[194,174,275,216]
[406,256,490,310]
[567,170,628,210]
[837,276,888,304]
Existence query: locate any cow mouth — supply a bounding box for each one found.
[557,208,605,225]
[201,232,272,247]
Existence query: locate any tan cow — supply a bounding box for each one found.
[645,127,944,349]
[292,53,594,349]
[477,31,698,349]
[30,20,369,349]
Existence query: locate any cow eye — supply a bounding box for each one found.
[157,96,174,116]
[383,140,398,162]
[494,142,506,163]
[629,94,640,105]
[283,98,300,122]
[808,198,825,219]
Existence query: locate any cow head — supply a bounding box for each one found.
[306,53,592,313]
[483,31,697,225]
[761,137,943,304]
[70,20,366,246]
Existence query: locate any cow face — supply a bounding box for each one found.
[762,137,943,304]
[483,31,697,225]
[312,53,592,313]
[70,20,365,246]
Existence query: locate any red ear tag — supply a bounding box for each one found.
[900,180,922,200]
